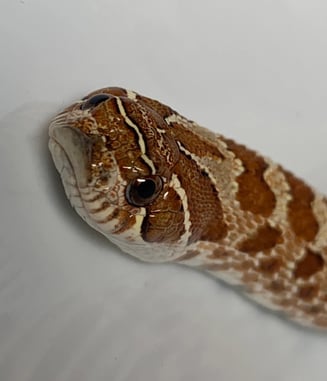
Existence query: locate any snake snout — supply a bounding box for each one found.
[49,124,92,189]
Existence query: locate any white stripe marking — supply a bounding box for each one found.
[177,140,219,187]
[116,97,156,174]
[126,89,137,100]
[165,114,182,125]
[170,173,192,244]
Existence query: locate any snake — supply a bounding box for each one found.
[49,87,327,329]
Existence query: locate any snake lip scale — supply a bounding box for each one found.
[49,87,327,329]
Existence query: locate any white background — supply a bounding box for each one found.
[1,1,327,380]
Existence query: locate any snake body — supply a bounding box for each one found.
[49,87,327,328]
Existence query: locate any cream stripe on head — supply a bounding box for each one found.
[115,97,156,174]
[169,173,192,245]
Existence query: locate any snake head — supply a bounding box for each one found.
[49,87,190,262]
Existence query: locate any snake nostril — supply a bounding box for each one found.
[81,93,112,110]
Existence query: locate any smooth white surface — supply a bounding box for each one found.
[1,1,327,380]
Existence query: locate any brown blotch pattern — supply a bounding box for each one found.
[224,139,276,217]
[300,304,322,315]
[259,256,283,275]
[207,247,230,260]
[294,249,324,279]
[268,279,285,293]
[242,271,259,283]
[235,259,253,271]
[297,284,319,301]
[275,297,298,309]
[284,171,319,242]
[238,224,283,255]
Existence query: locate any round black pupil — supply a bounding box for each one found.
[136,179,156,199]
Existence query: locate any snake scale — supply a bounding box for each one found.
[49,87,327,329]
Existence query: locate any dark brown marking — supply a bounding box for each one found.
[137,94,175,119]
[294,249,324,279]
[238,224,283,255]
[95,207,120,224]
[232,259,253,272]
[242,271,259,283]
[170,124,224,162]
[141,185,185,243]
[174,154,228,243]
[223,139,276,217]
[305,305,323,315]
[89,201,110,214]
[259,256,283,275]
[283,171,319,242]
[85,87,128,98]
[268,279,285,293]
[120,97,180,176]
[275,297,297,308]
[297,285,319,301]
[83,95,154,183]
[239,260,253,270]
[207,247,229,260]
[114,214,136,234]
[84,192,104,203]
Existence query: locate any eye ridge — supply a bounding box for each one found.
[81,93,111,110]
[126,176,163,207]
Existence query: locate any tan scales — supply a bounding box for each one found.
[49,87,327,328]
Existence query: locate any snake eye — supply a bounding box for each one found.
[126,176,163,207]
[81,93,111,110]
